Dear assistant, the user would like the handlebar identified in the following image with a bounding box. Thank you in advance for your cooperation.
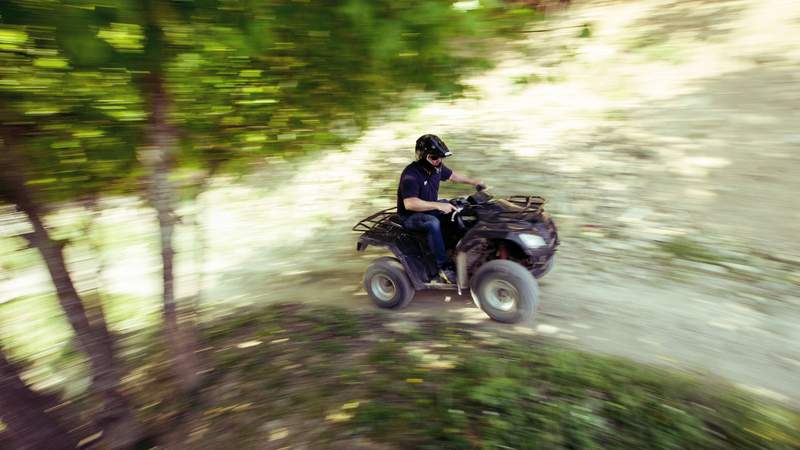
[450,207,464,222]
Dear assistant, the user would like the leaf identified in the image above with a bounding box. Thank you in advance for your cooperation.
[0,28,28,47]
[34,58,69,69]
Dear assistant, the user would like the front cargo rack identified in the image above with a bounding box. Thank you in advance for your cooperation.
[494,195,546,219]
[507,195,546,210]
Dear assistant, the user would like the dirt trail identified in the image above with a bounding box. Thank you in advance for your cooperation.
[291,0,800,405]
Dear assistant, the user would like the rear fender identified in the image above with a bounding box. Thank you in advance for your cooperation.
[358,238,430,290]
[356,235,384,252]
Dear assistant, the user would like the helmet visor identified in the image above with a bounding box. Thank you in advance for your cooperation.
[430,138,452,158]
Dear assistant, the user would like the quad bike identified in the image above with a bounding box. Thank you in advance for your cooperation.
[352,188,559,323]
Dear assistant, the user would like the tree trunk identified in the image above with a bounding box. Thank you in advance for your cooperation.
[0,347,77,450]
[190,150,227,311]
[80,195,112,335]
[0,140,140,450]
[140,72,202,393]
[188,191,207,313]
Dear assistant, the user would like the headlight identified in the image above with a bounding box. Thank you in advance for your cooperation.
[519,234,547,249]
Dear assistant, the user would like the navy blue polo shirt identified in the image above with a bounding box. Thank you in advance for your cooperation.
[396,161,452,216]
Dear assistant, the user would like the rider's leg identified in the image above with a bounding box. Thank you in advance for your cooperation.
[402,213,449,269]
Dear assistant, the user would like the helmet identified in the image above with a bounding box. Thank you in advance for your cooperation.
[415,134,452,162]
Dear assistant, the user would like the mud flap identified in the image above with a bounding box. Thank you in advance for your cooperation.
[456,251,467,296]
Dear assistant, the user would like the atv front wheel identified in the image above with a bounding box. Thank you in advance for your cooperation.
[533,255,556,279]
[471,260,539,323]
[364,257,415,309]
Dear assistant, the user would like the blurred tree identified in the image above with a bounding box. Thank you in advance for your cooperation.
[0,6,143,447]
[0,141,142,449]
[136,0,204,393]
[3,0,205,397]
[1,0,532,440]
[0,346,78,450]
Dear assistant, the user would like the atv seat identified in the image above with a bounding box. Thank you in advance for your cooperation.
[388,214,406,229]
[390,214,433,246]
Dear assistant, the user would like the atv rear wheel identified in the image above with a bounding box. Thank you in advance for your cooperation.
[471,260,539,323]
[364,257,415,309]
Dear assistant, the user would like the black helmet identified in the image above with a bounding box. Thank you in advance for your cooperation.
[415,134,452,162]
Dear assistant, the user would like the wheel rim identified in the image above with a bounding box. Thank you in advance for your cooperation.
[371,273,396,302]
[484,279,519,312]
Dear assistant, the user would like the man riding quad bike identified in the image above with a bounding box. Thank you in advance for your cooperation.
[352,135,559,323]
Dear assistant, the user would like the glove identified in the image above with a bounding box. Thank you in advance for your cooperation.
[475,183,487,192]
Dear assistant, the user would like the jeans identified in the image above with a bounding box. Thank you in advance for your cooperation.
[402,212,449,269]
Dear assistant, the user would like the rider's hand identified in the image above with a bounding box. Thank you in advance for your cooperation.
[475,182,487,191]
[437,202,457,214]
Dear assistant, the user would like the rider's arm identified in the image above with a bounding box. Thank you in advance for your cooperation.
[400,169,453,213]
[404,197,453,213]
[448,170,483,187]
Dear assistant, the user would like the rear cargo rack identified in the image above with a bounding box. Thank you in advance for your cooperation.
[352,207,404,231]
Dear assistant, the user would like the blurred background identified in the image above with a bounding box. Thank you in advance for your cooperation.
[1,0,799,449]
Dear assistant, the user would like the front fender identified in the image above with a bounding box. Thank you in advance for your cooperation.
[456,223,541,256]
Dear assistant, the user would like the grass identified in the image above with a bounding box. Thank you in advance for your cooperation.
[657,236,728,265]
[117,304,800,449]
[512,74,545,87]
[2,300,798,448]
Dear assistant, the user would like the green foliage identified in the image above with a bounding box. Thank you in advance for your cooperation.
[0,236,39,272]
[512,73,545,87]
[579,22,593,38]
[1,0,528,211]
